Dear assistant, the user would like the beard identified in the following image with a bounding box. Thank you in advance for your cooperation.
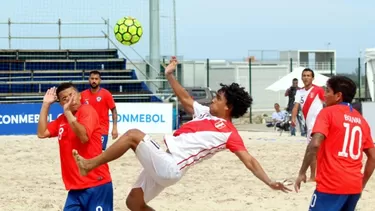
[90,83,98,89]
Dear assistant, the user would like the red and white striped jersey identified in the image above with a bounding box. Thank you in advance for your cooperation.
[164,101,247,173]
[294,85,325,137]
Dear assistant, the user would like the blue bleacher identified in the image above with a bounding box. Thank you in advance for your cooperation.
[0,49,162,103]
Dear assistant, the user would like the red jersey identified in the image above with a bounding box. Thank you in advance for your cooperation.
[80,88,116,135]
[312,104,374,194]
[47,104,112,190]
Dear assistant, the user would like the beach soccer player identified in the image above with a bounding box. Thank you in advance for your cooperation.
[37,83,113,211]
[291,68,324,181]
[72,57,292,211]
[294,76,375,211]
[81,70,118,150]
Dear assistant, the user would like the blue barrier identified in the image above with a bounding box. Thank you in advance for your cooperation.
[0,103,63,135]
[0,103,178,135]
[172,107,180,130]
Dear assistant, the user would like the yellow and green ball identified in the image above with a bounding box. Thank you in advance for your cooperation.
[114,16,143,46]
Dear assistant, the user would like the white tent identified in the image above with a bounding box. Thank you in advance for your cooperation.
[265,67,330,92]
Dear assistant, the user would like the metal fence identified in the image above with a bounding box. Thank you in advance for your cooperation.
[0,18,111,49]
[157,57,370,115]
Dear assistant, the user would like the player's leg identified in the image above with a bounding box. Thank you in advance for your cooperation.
[63,190,83,211]
[341,194,361,211]
[101,135,109,151]
[126,170,166,211]
[84,182,114,211]
[309,190,347,211]
[127,188,155,211]
[73,129,147,176]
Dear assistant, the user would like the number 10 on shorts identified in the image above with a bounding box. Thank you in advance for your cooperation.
[338,123,362,160]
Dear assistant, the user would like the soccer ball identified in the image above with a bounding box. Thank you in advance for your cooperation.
[114,16,143,46]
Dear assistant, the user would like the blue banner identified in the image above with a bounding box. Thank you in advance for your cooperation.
[0,103,63,135]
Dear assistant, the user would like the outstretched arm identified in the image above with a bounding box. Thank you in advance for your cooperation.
[165,57,194,115]
[235,150,272,185]
[235,150,291,192]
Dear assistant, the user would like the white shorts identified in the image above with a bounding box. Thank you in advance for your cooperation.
[132,135,182,203]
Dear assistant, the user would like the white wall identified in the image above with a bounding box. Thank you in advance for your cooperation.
[127,60,293,111]
[365,49,375,101]
[181,60,290,111]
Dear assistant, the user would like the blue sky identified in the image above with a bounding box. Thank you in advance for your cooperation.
[0,0,373,63]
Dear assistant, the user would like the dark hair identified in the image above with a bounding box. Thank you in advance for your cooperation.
[56,82,77,99]
[217,83,253,118]
[327,75,357,103]
[274,103,280,106]
[89,70,101,77]
[302,68,315,78]
[292,78,298,82]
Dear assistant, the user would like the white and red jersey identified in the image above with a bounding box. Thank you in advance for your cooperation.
[164,101,247,173]
[294,85,325,138]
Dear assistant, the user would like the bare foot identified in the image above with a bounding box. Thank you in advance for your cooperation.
[308,178,316,182]
[72,149,90,176]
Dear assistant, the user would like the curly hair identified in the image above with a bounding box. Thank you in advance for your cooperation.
[217,82,253,118]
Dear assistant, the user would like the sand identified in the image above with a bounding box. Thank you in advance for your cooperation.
[0,130,374,211]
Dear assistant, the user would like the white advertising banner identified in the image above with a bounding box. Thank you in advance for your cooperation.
[362,102,375,139]
[109,103,174,134]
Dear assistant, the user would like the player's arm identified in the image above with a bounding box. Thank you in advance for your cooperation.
[37,102,52,138]
[291,91,300,124]
[106,91,118,138]
[64,110,89,143]
[107,93,118,129]
[165,57,194,115]
[298,133,325,175]
[298,109,329,174]
[362,124,375,190]
[363,148,375,190]
[284,88,290,97]
[111,107,117,127]
[235,150,273,186]
[37,87,58,138]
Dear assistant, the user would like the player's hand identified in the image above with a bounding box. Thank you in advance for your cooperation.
[43,87,57,104]
[269,180,292,193]
[291,118,296,127]
[294,173,307,193]
[164,56,177,76]
[63,94,75,112]
[112,127,118,139]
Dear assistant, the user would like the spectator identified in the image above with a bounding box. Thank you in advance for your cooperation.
[266,103,287,128]
[285,78,306,136]
[285,78,299,113]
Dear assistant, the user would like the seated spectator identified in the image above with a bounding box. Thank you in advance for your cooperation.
[266,103,287,127]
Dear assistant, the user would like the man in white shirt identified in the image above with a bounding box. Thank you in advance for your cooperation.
[291,68,324,182]
[271,103,287,124]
